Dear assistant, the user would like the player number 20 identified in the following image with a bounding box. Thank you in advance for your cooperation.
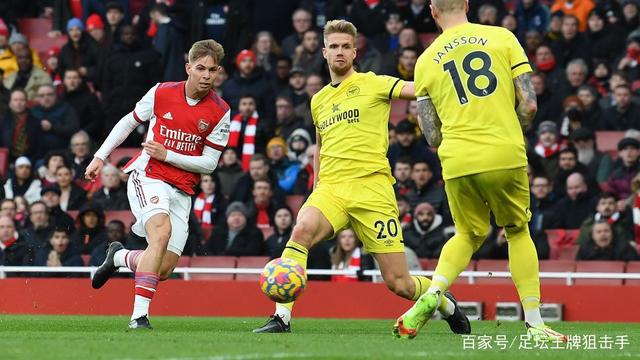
[443,51,497,105]
[375,219,399,239]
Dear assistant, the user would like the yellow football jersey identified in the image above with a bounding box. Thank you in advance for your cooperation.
[415,23,532,180]
[311,71,405,184]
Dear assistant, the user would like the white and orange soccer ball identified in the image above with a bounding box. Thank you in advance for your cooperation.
[259,258,306,303]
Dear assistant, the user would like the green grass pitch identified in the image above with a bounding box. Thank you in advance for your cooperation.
[0,316,638,359]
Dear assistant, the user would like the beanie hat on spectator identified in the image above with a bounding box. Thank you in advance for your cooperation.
[41,185,61,196]
[15,156,31,168]
[0,18,9,37]
[86,14,104,31]
[226,201,248,217]
[617,137,640,150]
[267,137,287,156]
[47,47,60,57]
[538,120,558,135]
[414,202,436,217]
[67,18,85,32]
[235,49,256,67]
[9,32,28,46]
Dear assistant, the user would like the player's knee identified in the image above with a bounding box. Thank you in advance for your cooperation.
[384,276,412,299]
[290,221,315,248]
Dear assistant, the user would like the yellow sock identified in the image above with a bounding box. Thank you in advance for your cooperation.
[505,225,541,310]
[431,233,478,292]
[275,240,309,314]
[411,276,452,315]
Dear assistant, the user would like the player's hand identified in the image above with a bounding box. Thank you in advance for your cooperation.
[85,157,104,182]
[142,140,167,161]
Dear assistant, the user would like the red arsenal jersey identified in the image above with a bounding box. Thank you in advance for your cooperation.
[124,82,230,194]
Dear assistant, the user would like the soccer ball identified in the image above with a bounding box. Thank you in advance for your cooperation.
[259,258,306,303]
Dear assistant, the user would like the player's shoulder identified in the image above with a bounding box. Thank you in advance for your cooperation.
[208,90,230,113]
[310,82,334,109]
[473,23,515,41]
[157,81,183,90]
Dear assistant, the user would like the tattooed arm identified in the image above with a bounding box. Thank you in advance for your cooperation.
[513,72,538,131]
[416,94,443,147]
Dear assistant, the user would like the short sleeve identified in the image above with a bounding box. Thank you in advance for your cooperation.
[414,56,430,98]
[132,83,159,123]
[205,110,230,152]
[371,73,405,100]
[508,32,532,79]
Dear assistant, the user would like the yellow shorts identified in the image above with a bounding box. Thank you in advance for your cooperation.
[444,167,532,237]
[301,173,404,254]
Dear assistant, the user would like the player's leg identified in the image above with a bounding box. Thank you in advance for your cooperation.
[253,184,348,333]
[394,175,488,338]
[482,168,567,342]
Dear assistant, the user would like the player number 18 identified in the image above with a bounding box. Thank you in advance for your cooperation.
[443,51,497,105]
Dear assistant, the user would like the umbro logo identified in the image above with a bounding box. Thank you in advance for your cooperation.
[163,112,173,120]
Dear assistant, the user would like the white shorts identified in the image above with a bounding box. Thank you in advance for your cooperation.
[127,170,192,255]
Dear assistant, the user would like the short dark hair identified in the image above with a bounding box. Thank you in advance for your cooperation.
[396,157,413,167]
[598,191,617,202]
[108,219,125,228]
[559,147,577,158]
[29,201,48,211]
[250,153,268,165]
[239,94,256,102]
[412,160,431,170]
[49,227,70,239]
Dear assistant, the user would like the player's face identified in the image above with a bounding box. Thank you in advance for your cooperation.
[274,209,293,231]
[323,33,356,76]
[186,55,219,93]
[597,198,617,217]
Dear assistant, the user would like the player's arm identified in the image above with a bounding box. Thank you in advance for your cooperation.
[416,92,443,147]
[513,72,538,131]
[398,82,416,100]
[85,85,158,180]
[160,110,231,174]
[313,132,321,189]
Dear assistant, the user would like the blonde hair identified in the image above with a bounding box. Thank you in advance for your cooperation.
[323,19,357,43]
[188,39,224,64]
[431,0,466,13]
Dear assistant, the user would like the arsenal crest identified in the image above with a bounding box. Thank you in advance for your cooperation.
[198,119,210,133]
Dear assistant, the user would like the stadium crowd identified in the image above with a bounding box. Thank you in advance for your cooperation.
[1,0,640,280]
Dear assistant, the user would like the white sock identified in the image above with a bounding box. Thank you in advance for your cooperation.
[131,295,151,320]
[524,308,544,326]
[440,297,456,318]
[114,249,128,268]
[275,303,291,324]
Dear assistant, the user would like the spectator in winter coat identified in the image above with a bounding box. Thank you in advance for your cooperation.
[516,0,550,36]
[387,119,439,177]
[30,84,79,159]
[281,9,315,58]
[34,228,83,272]
[150,4,187,82]
[216,148,245,200]
[223,49,276,119]
[0,215,36,268]
[71,202,108,255]
[61,69,103,141]
[59,18,100,83]
[2,157,41,204]
[577,192,634,245]
[265,206,294,259]
[404,202,449,259]
[0,89,40,160]
[406,160,449,221]
[608,137,640,201]
[201,201,264,256]
[3,47,51,100]
[92,164,129,211]
[576,221,638,261]
[551,172,598,228]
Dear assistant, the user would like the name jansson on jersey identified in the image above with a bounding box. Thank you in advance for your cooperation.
[318,109,360,130]
[432,36,488,64]
[160,125,202,152]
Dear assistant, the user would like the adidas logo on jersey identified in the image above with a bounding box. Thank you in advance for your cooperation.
[163,112,173,120]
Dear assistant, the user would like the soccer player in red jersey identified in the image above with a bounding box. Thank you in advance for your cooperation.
[85,40,230,329]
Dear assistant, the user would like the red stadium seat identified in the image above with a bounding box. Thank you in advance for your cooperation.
[574,261,625,286]
[390,99,409,125]
[595,131,624,155]
[539,260,576,285]
[624,262,640,286]
[29,35,68,54]
[236,256,270,281]
[0,148,8,179]
[109,148,140,165]
[564,230,580,245]
[189,256,236,280]
[557,246,579,260]
[545,229,566,248]
[18,18,53,40]
[285,195,305,218]
[104,211,136,228]
[176,256,191,268]
[419,33,439,47]
[475,259,510,284]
